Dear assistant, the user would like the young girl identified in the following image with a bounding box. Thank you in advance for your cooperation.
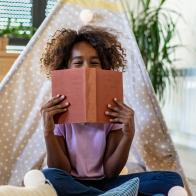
[40,25,183,196]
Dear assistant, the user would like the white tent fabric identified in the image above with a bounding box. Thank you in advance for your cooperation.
[0,0,191,194]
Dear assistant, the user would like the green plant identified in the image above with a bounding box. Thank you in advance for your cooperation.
[121,0,180,100]
[0,18,36,39]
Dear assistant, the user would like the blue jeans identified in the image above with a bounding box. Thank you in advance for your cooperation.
[42,168,183,196]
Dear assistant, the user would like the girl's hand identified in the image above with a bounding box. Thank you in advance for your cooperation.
[105,98,135,137]
[40,94,70,136]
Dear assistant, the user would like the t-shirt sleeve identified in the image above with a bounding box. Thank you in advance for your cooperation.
[110,123,124,130]
[53,124,66,137]
[106,123,123,135]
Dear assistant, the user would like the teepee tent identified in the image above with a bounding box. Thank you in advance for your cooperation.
[0,0,191,194]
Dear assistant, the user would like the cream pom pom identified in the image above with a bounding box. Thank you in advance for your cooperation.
[23,170,46,187]
[79,9,94,24]
[168,186,188,196]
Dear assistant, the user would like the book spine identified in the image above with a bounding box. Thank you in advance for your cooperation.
[86,68,97,122]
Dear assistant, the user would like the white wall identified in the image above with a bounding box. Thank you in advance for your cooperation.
[163,0,196,68]
[162,1,196,148]
[129,0,196,68]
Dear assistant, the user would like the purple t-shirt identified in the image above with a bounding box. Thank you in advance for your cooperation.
[54,123,123,180]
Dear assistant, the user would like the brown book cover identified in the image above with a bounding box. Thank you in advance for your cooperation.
[51,67,123,123]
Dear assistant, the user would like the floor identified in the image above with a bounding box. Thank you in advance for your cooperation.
[175,144,196,195]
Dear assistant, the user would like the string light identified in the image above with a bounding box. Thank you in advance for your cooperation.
[168,186,188,196]
[79,9,94,24]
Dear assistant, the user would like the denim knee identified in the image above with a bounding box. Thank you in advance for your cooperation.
[162,171,184,187]
[42,168,69,180]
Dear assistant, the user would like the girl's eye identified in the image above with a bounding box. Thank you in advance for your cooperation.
[73,62,83,67]
[91,62,99,65]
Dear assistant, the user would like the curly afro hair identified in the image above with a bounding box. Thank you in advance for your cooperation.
[40,25,127,78]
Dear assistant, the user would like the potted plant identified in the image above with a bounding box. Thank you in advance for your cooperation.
[0,18,36,50]
[0,28,9,51]
[122,0,181,101]
[0,36,8,51]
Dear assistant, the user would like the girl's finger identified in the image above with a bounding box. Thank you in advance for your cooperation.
[113,98,130,111]
[108,107,130,117]
[44,95,66,108]
[107,104,121,113]
[119,100,134,112]
[113,98,134,113]
[109,117,127,124]
[105,111,129,120]
[105,111,118,117]
[46,102,70,112]
[49,108,68,117]
[107,111,131,121]
[107,105,133,117]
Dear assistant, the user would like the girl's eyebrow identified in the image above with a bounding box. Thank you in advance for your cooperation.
[91,56,100,60]
[71,56,100,60]
[71,56,82,60]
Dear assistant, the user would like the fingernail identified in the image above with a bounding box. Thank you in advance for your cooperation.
[61,95,65,99]
[105,111,109,114]
[65,102,69,105]
[56,94,60,97]
[114,98,117,101]
[108,104,111,107]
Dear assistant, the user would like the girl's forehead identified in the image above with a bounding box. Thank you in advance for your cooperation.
[71,41,99,57]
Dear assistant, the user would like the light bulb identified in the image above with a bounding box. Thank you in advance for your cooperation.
[79,9,94,24]
[168,186,188,196]
[24,169,46,187]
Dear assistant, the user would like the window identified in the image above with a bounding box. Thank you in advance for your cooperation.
[45,0,57,17]
[0,0,32,29]
[0,0,57,46]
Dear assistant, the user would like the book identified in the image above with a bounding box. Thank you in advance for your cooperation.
[51,67,123,123]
